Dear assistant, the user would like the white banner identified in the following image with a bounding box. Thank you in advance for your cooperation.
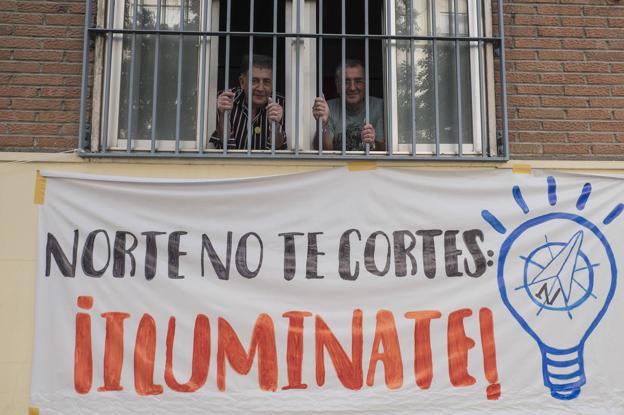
[32,168,624,414]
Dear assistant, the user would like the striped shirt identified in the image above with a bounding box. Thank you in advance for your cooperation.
[210,87,288,150]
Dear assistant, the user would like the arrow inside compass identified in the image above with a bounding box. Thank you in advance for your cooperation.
[530,230,584,306]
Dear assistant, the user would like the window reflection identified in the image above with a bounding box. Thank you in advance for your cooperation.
[117,0,200,143]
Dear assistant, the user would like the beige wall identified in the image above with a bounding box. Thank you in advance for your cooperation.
[2,152,624,414]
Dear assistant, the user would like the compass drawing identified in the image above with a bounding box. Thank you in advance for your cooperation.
[520,230,597,317]
[482,176,621,400]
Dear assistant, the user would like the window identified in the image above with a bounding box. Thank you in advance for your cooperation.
[101,0,207,151]
[389,0,497,155]
[81,0,507,159]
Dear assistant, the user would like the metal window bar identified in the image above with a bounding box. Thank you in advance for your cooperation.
[223,0,231,155]
[453,0,464,157]
[384,0,393,155]
[79,0,509,161]
[497,0,509,159]
[198,0,210,153]
[271,0,277,154]
[150,0,162,153]
[364,0,370,155]
[175,0,184,154]
[409,0,416,157]
[295,0,301,155]
[247,0,254,154]
[78,0,93,149]
[476,0,487,158]
[340,0,346,155]
[126,0,139,152]
[90,27,508,40]
[99,0,116,152]
[431,0,440,157]
[317,0,323,155]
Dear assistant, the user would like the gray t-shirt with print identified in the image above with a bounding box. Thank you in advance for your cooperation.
[327,97,384,151]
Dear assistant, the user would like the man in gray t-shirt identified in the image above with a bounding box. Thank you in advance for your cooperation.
[313,60,386,151]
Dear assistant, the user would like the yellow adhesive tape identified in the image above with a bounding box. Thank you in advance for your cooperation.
[28,407,40,415]
[512,164,532,175]
[34,170,47,205]
[347,161,377,172]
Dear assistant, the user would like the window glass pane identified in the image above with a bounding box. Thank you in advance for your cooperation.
[394,0,474,149]
[395,0,433,147]
[396,40,437,146]
[435,0,467,36]
[395,0,429,36]
[435,0,473,145]
[117,0,200,142]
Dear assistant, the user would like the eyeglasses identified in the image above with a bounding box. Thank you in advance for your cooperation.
[337,78,365,88]
[250,78,272,88]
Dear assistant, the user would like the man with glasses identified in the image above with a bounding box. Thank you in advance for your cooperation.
[312,59,385,151]
[211,54,287,150]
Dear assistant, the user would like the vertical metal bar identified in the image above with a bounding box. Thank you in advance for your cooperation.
[385,0,393,155]
[271,0,277,154]
[341,0,346,155]
[223,0,231,154]
[78,0,93,150]
[101,0,116,151]
[247,0,254,154]
[198,0,210,154]
[498,0,509,159]
[126,0,139,152]
[364,0,370,155]
[317,0,323,155]
[364,0,368,156]
[175,0,184,153]
[150,0,161,153]
[431,0,440,157]
[409,0,416,156]
[453,0,463,157]
[476,0,487,158]
[295,0,301,155]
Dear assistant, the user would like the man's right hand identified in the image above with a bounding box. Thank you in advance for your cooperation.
[217,90,235,114]
[312,96,329,127]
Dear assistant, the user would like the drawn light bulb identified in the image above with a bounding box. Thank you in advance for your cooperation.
[482,176,621,400]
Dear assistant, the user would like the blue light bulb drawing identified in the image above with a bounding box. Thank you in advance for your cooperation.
[482,176,621,400]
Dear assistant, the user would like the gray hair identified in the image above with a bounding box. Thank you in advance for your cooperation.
[240,54,273,76]
[334,59,365,82]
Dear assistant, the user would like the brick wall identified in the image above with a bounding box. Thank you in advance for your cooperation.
[1,0,623,159]
[0,0,87,151]
[504,0,624,159]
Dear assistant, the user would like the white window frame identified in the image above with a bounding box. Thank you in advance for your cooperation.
[104,0,218,151]
[386,0,494,156]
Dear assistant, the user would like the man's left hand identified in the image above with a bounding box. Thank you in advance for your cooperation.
[361,123,376,146]
[266,98,283,124]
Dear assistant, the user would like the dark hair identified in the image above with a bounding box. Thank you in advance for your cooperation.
[334,59,365,82]
[240,54,273,76]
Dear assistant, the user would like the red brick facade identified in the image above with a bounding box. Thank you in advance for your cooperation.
[0,0,623,158]
[503,0,624,158]
[0,0,86,151]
